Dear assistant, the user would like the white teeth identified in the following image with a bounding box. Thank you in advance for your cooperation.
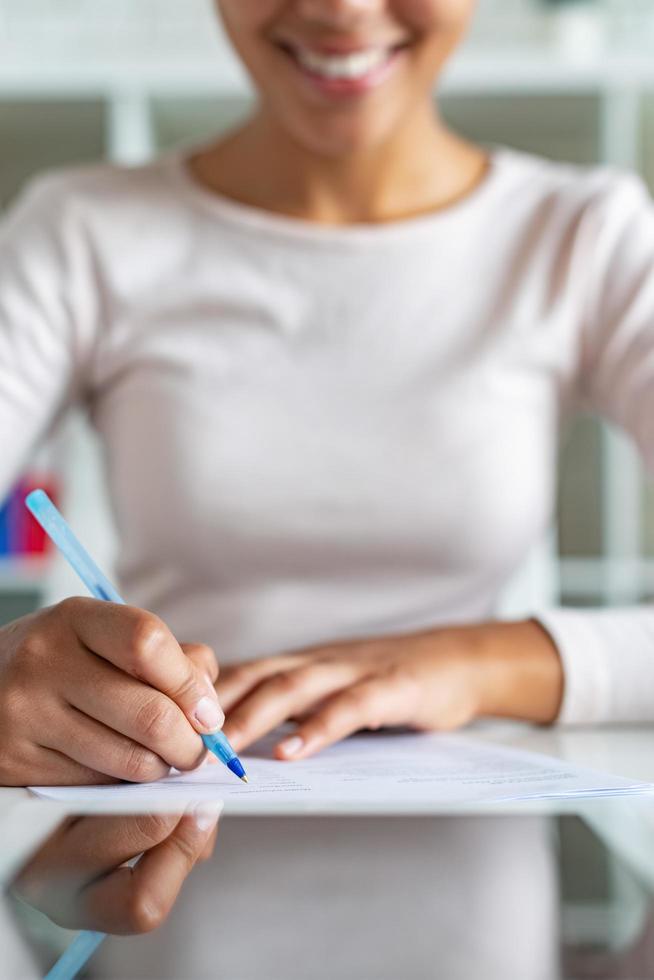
[295,47,389,80]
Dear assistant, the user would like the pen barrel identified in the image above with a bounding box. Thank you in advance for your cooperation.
[201,731,236,765]
[25,490,124,604]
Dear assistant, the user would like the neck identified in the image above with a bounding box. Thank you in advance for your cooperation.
[190,102,488,226]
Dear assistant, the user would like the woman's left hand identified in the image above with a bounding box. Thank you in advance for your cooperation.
[217,621,563,761]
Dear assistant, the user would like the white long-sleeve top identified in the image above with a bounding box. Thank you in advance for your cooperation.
[1,146,654,726]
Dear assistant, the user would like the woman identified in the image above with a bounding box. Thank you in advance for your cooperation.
[1,0,653,786]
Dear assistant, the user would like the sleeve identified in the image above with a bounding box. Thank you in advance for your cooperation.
[0,173,98,501]
[536,172,654,725]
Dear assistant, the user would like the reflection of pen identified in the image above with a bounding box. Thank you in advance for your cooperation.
[25,489,248,783]
[44,930,105,980]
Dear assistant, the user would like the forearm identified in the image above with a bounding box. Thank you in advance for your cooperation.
[436,619,565,725]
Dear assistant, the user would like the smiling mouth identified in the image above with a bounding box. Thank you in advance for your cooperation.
[276,40,410,85]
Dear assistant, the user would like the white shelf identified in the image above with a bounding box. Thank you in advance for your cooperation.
[560,559,654,601]
[2,555,654,600]
[0,49,653,100]
[0,557,50,591]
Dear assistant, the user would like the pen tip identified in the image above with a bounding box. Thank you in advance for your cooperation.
[240,775,249,783]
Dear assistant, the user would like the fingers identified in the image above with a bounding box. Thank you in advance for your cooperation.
[199,822,219,862]
[182,643,219,688]
[82,806,222,935]
[61,598,224,737]
[8,743,119,787]
[223,660,359,752]
[55,813,180,876]
[63,651,206,772]
[217,654,306,712]
[275,675,413,760]
[14,814,180,908]
[41,704,171,783]
[15,810,221,934]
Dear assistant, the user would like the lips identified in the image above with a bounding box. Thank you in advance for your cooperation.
[275,38,409,96]
[293,46,393,81]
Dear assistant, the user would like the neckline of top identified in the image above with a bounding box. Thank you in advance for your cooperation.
[159,144,510,248]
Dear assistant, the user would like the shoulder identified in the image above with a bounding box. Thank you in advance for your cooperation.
[1,161,174,237]
[491,146,652,230]
[0,157,195,286]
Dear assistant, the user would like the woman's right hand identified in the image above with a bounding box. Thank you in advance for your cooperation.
[0,597,224,786]
[13,808,221,934]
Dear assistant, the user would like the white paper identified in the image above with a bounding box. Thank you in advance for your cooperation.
[29,731,654,812]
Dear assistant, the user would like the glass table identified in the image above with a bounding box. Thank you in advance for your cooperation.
[2,722,654,980]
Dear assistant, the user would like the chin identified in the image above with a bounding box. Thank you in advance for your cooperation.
[284,109,402,159]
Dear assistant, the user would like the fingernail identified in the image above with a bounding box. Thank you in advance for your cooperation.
[193,802,223,832]
[193,696,225,733]
[279,735,304,758]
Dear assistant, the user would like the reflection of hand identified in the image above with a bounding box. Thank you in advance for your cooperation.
[12,808,220,934]
[0,597,223,786]
[218,622,563,760]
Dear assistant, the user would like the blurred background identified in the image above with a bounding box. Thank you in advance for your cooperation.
[1,0,654,624]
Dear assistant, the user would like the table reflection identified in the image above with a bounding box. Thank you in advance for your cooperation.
[9,805,221,978]
[8,813,654,979]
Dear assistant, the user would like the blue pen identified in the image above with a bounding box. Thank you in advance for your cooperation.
[25,490,247,782]
[26,489,246,980]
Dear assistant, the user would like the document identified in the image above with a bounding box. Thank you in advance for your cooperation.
[29,731,654,813]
